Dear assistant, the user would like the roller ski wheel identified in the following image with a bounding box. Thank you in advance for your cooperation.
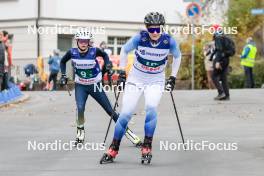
[74,138,84,147]
[100,148,118,164]
[141,147,152,164]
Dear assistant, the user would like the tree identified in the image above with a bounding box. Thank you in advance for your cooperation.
[227,0,264,47]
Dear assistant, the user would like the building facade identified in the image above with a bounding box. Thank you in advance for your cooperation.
[0,0,228,80]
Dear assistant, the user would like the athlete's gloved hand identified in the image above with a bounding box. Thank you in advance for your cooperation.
[105,62,113,76]
[165,76,176,91]
[117,70,126,91]
[60,74,68,86]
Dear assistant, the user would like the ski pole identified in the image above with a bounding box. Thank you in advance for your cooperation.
[65,84,72,96]
[113,87,118,107]
[170,91,186,149]
[103,90,121,145]
[108,70,118,107]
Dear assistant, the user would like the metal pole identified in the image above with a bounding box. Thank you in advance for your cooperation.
[191,23,195,90]
[170,91,185,146]
[65,84,72,96]
[103,90,121,145]
[37,0,41,57]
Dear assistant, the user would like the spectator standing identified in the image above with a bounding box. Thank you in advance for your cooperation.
[203,41,215,89]
[48,49,61,90]
[240,37,257,88]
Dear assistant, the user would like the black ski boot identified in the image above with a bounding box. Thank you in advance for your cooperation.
[100,140,120,164]
[141,136,153,164]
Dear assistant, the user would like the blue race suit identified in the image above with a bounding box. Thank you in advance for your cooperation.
[60,47,119,127]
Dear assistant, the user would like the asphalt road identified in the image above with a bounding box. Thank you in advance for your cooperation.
[0,89,263,176]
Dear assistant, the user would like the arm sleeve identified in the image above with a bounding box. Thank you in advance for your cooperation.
[240,47,250,59]
[119,34,140,69]
[214,37,225,62]
[210,47,216,61]
[96,47,110,65]
[169,37,182,77]
[60,50,72,75]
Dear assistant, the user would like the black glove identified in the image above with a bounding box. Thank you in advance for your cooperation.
[105,62,113,76]
[60,74,68,86]
[165,76,176,91]
[117,70,126,91]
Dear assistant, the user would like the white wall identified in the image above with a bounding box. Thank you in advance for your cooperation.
[41,0,187,24]
[2,26,37,59]
[0,0,229,25]
[0,0,229,81]
[0,0,37,20]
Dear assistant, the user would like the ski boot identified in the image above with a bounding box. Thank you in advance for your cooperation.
[100,140,120,164]
[74,127,85,146]
[141,137,153,164]
[214,93,226,101]
[125,128,142,147]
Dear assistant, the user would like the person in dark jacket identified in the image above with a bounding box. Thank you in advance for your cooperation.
[210,30,231,101]
[2,31,12,89]
[0,31,6,91]
[24,63,38,90]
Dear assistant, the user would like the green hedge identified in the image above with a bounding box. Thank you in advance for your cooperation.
[229,60,264,88]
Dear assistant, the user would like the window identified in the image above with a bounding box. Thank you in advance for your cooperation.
[107,36,130,55]
[57,34,74,79]
[57,34,73,52]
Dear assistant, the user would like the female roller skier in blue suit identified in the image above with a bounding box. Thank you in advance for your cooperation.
[60,31,141,146]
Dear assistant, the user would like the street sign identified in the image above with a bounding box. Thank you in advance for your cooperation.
[251,9,264,15]
[186,2,201,18]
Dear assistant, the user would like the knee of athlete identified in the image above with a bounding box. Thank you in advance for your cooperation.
[111,111,119,122]
[116,113,131,130]
[120,107,134,118]
[145,106,157,123]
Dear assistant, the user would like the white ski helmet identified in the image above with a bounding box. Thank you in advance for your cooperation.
[74,31,93,40]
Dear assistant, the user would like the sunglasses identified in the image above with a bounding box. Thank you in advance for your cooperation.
[78,39,89,44]
[147,27,161,34]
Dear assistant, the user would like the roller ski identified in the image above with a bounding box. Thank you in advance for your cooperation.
[125,128,142,147]
[100,141,119,164]
[74,127,85,146]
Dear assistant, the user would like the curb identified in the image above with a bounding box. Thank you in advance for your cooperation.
[0,94,30,108]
